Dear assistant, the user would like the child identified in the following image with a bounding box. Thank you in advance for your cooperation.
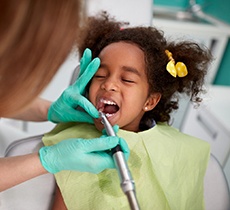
[43,12,212,210]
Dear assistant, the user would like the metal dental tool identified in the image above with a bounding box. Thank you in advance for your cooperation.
[99,112,140,210]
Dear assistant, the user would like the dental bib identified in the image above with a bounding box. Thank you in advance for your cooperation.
[43,123,210,210]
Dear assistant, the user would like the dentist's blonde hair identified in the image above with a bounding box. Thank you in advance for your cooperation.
[0,0,82,117]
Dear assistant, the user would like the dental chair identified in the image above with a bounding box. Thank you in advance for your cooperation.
[0,135,55,210]
[0,134,229,210]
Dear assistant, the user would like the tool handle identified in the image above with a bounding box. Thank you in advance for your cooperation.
[126,191,140,210]
[113,151,140,210]
[111,144,122,154]
[99,112,141,210]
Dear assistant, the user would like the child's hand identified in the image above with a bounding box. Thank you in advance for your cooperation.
[47,48,100,124]
[39,136,130,174]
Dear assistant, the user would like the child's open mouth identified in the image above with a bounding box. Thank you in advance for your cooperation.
[97,98,120,117]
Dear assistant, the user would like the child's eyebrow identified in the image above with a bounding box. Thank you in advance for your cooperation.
[122,66,141,77]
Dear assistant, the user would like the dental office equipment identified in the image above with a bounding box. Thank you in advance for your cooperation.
[99,112,140,210]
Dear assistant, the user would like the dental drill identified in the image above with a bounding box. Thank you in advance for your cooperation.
[99,112,140,210]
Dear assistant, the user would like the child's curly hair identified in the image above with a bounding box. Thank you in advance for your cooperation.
[77,12,212,129]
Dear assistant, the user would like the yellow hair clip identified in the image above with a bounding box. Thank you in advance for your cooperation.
[165,50,188,78]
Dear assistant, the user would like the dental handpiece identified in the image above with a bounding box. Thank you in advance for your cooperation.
[99,112,140,210]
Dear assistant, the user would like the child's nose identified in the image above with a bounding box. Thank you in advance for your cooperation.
[101,77,118,91]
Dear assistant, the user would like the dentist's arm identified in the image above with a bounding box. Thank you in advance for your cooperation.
[10,97,51,121]
[0,136,129,192]
[0,153,47,192]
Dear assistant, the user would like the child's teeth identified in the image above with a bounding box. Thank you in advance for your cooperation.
[100,98,116,105]
[105,113,113,117]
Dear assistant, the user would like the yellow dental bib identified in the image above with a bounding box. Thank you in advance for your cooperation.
[43,123,210,210]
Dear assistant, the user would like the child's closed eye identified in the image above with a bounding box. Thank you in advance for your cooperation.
[94,74,106,79]
[122,78,135,83]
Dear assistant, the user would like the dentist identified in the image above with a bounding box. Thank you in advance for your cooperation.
[0,1,129,191]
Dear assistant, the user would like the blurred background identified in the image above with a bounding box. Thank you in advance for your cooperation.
[154,0,230,86]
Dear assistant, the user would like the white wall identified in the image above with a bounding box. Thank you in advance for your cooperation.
[85,0,153,26]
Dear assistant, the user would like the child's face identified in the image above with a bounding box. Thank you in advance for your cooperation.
[89,42,160,132]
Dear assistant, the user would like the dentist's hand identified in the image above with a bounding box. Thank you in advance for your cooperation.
[39,136,130,174]
[47,48,100,124]
[101,125,129,160]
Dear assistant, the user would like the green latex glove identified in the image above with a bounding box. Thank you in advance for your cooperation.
[101,125,129,159]
[102,124,119,136]
[47,48,100,123]
[39,136,130,174]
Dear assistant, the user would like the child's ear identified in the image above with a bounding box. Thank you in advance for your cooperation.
[143,93,161,112]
